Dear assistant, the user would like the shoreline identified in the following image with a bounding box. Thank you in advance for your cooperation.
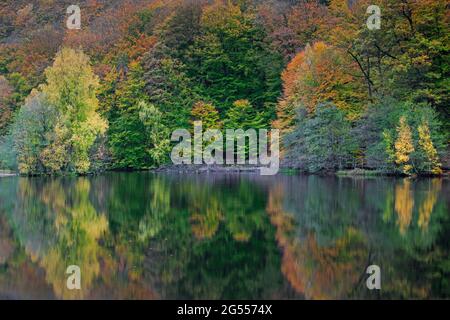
[1,166,448,178]
[152,165,448,178]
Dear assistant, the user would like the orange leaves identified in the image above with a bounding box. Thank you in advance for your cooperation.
[287,1,329,45]
[123,35,158,62]
[275,41,366,133]
[5,25,62,82]
[280,230,367,300]
[62,1,163,60]
[14,4,34,27]
[0,76,12,100]
[266,184,367,299]
[328,0,374,34]
[191,101,222,130]
[281,51,305,101]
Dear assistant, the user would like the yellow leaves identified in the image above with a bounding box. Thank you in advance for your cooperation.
[388,117,442,176]
[418,121,442,175]
[327,0,373,45]
[39,144,67,173]
[232,99,250,109]
[36,178,108,299]
[190,198,222,240]
[394,179,414,235]
[190,208,222,240]
[393,178,442,235]
[70,113,108,173]
[418,179,442,231]
[41,47,100,116]
[233,232,251,242]
[17,147,37,175]
[201,0,253,37]
[40,122,70,173]
[394,116,415,175]
[12,47,108,175]
[30,47,109,174]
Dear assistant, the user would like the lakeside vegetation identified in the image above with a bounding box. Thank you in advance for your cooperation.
[0,0,448,176]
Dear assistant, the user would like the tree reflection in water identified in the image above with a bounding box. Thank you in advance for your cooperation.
[266,176,448,299]
[0,173,448,299]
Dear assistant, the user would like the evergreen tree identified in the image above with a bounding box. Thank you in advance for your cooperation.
[225,100,265,130]
[159,0,204,61]
[285,104,357,172]
[186,0,283,119]
[191,101,223,130]
[139,101,171,166]
[143,45,199,130]
[381,130,396,170]
[108,61,150,169]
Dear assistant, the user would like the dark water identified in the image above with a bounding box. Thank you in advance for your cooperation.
[0,173,448,300]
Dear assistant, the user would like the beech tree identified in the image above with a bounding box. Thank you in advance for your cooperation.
[3,48,107,174]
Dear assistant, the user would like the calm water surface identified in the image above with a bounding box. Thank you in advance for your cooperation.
[0,173,448,299]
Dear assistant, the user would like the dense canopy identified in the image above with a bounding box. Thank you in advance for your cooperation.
[0,0,448,175]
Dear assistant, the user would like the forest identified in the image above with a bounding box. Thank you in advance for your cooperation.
[0,0,448,175]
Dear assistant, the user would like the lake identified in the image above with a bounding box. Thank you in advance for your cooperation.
[0,173,448,299]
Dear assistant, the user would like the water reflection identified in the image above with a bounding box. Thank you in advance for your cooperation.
[0,173,448,299]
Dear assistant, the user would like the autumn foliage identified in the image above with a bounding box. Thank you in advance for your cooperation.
[0,0,447,175]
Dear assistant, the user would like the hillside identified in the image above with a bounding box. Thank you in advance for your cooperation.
[0,0,448,175]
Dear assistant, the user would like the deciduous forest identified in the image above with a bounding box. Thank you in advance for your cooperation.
[0,0,448,175]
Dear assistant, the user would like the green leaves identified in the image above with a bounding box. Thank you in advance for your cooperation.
[3,48,108,175]
[285,104,357,172]
[139,101,171,166]
[107,61,150,169]
[225,100,265,130]
[185,1,282,118]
